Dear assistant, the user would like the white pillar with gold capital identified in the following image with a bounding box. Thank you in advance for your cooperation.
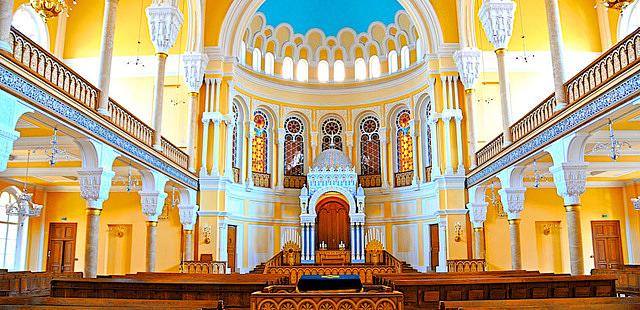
[0,0,13,52]
[453,48,482,168]
[182,52,208,172]
[147,0,183,150]
[139,170,169,272]
[544,0,568,110]
[96,0,120,116]
[497,166,527,271]
[178,188,198,261]
[479,0,516,146]
[224,115,237,180]
[467,202,488,259]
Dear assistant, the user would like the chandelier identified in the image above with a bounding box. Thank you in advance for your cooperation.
[530,160,552,188]
[113,164,140,192]
[591,119,632,160]
[5,152,42,218]
[33,128,71,167]
[30,0,77,20]
[487,181,506,218]
[601,0,636,10]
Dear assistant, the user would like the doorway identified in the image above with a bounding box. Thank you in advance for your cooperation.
[591,220,624,269]
[46,223,76,273]
[429,224,439,272]
[106,224,132,275]
[315,196,350,250]
[227,225,237,273]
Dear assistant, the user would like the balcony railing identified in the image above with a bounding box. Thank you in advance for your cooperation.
[394,170,413,188]
[283,175,306,189]
[7,28,190,170]
[252,172,271,188]
[232,167,240,183]
[447,259,487,272]
[424,166,432,183]
[474,27,640,169]
[358,174,382,188]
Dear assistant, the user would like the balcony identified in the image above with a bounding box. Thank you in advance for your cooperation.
[468,27,640,188]
[0,28,196,189]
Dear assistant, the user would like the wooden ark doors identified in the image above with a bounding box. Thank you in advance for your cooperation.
[47,223,77,273]
[316,197,350,250]
[227,225,237,273]
[591,220,624,269]
[429,224,439,272]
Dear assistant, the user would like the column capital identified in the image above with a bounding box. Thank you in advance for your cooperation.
[178,204,199,230]
[467,202,488,228]
[146,1,183,54]
[550,162,587,205]
[479,0,516,50]
[454,47,482,90]
[498,187,526,220]
[139,191,168,222]
[78,169,116,209]
[182,52,208,93]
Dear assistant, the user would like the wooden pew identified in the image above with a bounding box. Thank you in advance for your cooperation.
[0,271,82,297]
[373,270,549,286]
[109,272,289,285]
[0,296,221,309]
[592,266,640,296]
[390,275,617,309]
[439,297,640,309]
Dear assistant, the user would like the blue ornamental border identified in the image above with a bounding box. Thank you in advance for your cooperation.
[0,64,199,189]
[467,72,640,188]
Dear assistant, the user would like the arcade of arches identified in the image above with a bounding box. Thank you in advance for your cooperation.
[0,0,639,308]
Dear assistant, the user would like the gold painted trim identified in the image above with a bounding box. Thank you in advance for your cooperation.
[157,52,168,58]
[147,221,158,227]
[473,227,483,232]
[464,89,475,95]
[495,48,506,55]
[86,208,102,216]
[508,219,520,225]
[565,204,582,212]
[184,230,193,234]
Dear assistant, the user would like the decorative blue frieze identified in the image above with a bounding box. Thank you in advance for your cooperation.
[467,72,640,187]
[0,64,199,189]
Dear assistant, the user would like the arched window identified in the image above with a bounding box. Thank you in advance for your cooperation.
[369,55,381,78]
[252,48,262,72]
[333,60,345,82]
[618,1,640,39]
[12,5,49,49]
[296,59,308,82]
[395,109,414,172]
[388,50,398,73]
[317,60,329,83]
[282,57,294,80]
[400,46,410,70]
[416,39,423,62]
[354,58,367,81]
[284,116,305,176]
[252,111,269,173]
[239,41,247,65]
[264,52,275,75]
[0,187,29,270]
[321,118,343,151]
[360,116,381,177]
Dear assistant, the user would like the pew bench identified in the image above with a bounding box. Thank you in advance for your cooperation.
[439,297,640,309]
[373,270,548,286]
[0,296,221,309]
[592,267,640,296]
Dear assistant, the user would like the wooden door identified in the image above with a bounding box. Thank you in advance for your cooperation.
[316,197,350,250]
[591,220,624,269]
[227,225,237,273]
[47,223,77,273]
[429,224,439,272]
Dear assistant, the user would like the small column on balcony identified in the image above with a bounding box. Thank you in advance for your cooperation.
[276,128,286,190]
[468,202,488,259]
[0,0,14,52]
[440,76,454,175]
[200,117,210,177]
[450,75,465,175]
[300,185,314,263]
[147,0,184,150]
[379,127,390,189]
[428,114,441,178]
[182,52,208,173]
[96,0,120,116]
[497,166,526,270]
[178,188,198,261]
[544,0,568,111]
[210,115,223,177]
[139,169,169,272]
[479,0,516,146]
[454,48,482,169]
[224,115,236,181]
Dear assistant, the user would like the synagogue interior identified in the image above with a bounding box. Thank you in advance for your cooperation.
[0,0,638,308]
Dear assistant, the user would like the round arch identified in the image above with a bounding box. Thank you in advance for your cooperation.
[308,186,357,216]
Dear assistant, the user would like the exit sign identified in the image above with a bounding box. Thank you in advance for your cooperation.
[601,214,608,218]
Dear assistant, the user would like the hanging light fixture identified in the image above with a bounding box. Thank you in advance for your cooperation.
[632,181,640,210]
[591,119,632,160]
[531,159,552,188]
[601,0,636,11]
[514,0,535,64]
[160,186,180,220]
[113,163,140,192]
[5,151,43,218]
[30,0,77,20]
[126,0,146,69]
[486,181,506,218]
[32,128,71,167]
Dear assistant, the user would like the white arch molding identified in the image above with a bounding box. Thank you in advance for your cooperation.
[218,0,446,61]
[307,186,358,216]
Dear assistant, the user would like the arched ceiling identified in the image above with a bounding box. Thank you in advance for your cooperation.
[257,0,404,36]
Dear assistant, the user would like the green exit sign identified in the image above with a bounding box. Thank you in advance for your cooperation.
[601,214,608,218]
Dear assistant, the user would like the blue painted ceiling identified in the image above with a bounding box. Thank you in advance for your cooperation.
[257,0,404,36]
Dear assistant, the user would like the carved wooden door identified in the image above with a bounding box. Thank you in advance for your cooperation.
[227,225,237,273]
[591,220,624,269]
[429,224,439,272]
[316,197,350,250]
[47,223,77,273]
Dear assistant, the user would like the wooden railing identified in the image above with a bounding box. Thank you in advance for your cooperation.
[424,166,432,183]
[252,285,404,309]
[252,172,271,188]
[394,170,413,188]
[382,250,404,273]
[359,174,381,188]
[592,265,640,296]
[232,167,240,183]
[474,27,640,167]
[0,271,83,297]
[181,261,226,274]
[7,27,190,170]
[283,175,306,189]
[447,259,487,272]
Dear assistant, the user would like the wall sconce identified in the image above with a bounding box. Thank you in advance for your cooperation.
[202,224,212,244]
[109,225,126,238]
[454,222,463,242]
[543,223,560,235]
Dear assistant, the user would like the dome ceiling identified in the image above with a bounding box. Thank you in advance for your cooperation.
[257,0,404,36]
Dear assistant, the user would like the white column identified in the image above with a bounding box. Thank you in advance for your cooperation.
[178,188,198,262]
[595,3,612,50]
[544,0,568,110]
[246,123,255,187]
[224,119,236,180]
[200,118,210,177]
[211,118,222,177]
[498,187,525,270]
[441,76,454,175]
[276,128,286,190]
[139,170,169,272]
[436,217,448,272]
[147,0,183,149]
[468,202,488,259]
[183,52,208,172]
[96,0,120,116]
[451,76,465,174]
[350,223,356,261]
[379,128,389,189]
[454,47,482,169]
[214,78,222,112]
[0,94,34,173]
[428,118,441,177]
[0,0,14,52]
[479,0,516,146]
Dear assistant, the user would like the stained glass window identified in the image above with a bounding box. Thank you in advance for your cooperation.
[360,116,381,175]
[321,118,343,151]
[284,116,305,176]
[232,103,240,169]
[252,111,269,173]
[425,102,432,166]
[396,109,414,172]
